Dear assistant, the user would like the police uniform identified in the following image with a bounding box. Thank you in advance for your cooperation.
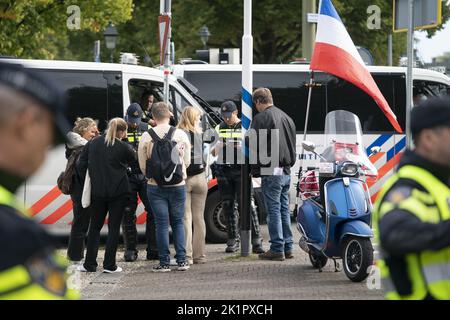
[214,101,263,253]
[0,63,78,299]
[374,98,450,300]
[123,103,158,261]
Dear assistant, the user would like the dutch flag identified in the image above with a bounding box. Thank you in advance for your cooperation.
[310,0,403,133]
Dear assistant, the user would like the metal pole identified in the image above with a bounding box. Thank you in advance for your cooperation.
[406,0,414,149]
[240,0,253,257]
[388,34,393,66]
[302,0,316,60]
[161,0,171,105]
[299,72,315,171]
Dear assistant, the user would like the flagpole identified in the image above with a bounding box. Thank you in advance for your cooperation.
[240,0,253,257]
[299,71,315,170]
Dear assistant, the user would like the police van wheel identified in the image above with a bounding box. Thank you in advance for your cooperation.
[204,190,228,243]
[342,237,373,282]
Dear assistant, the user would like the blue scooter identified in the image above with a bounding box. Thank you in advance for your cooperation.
[296,110,380,282]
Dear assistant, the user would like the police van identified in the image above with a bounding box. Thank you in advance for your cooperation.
[172,63,450,212]
[0,58,241,242]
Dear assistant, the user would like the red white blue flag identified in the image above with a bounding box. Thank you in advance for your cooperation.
[310,0,403,133]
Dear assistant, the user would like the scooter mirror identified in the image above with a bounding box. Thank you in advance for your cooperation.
[302,141,316,152]
[369,146,381,156]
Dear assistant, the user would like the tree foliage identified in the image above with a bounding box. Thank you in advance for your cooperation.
[1,0,449,65]
[0,0,133,59]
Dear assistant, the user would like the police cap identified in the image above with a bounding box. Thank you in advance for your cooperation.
[0,62,70,145]
[220,101,237,119]
[411,96,450,136]
[125,103,143,125]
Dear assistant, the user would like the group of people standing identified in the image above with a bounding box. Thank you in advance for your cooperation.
[64,87,297,273]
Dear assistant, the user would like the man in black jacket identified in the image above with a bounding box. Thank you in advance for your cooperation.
[250,88,297,261]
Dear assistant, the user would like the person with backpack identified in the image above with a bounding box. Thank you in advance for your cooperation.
[63,117,98,263]
[78,118,135,273]
[178,107,208,265]
[138,102,191,272]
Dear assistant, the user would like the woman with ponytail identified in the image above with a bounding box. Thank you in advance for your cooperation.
[78,118,135,273]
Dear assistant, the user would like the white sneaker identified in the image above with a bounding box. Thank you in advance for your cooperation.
[103,266,123,274]
[76,265,88,272]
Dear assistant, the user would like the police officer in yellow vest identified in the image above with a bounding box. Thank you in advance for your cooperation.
[212,101,264,254]
[374,97,450,300]
[0,62,78,299]
[122,103,158,261]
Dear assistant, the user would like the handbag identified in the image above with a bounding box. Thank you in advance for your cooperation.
[81,170,91,208]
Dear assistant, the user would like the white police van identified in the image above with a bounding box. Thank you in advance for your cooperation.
[0,58,239,242]
[172,63,450,211]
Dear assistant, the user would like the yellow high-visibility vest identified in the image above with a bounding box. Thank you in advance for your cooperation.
[0,185,79,300]
[374,165,450,300]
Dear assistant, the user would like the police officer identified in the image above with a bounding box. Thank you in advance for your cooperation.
[212,101,264,254]
[0,62,78,299]
[122,103,159,261]
[374,97,450,300]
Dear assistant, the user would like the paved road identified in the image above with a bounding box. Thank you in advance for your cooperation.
[70,224,384,300]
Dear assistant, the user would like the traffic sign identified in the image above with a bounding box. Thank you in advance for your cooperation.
[393,0,442,32]
[158,15,170,65]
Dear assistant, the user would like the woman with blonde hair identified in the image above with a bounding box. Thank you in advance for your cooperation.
[178,106,208,264]
[78,118,135,273]
[65,117,98,263]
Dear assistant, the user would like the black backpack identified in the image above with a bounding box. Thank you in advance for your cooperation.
[57,147,83,195]
[146,127,183,186]
[186,131,205,177]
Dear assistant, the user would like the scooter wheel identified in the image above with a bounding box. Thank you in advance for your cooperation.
[309,251,328,269]
[342,237,373,282]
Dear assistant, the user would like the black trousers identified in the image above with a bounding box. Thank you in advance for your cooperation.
[217,168,262,246]
[67,195,91,261]
[121,177,158,254]
[84,195,128,271]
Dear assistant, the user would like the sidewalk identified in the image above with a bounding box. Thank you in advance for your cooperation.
[70,224,384,300]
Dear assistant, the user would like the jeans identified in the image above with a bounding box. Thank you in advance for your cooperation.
[84,195,128,271]
[67,196,91,262]
[261,175,293,253]
[147,184,186,266]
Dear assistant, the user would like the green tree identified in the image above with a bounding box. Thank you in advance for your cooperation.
[0,0,133,59]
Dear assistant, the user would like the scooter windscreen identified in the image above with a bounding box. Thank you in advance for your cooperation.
[322,110,378,178]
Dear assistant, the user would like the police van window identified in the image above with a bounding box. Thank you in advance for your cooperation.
[169,86,190,122]
[414,80,449,98]
[184,70,328,132]
[183,71,241,109]
[104,72,123,130]
[254,72,328,133]
[128,79,163,110]
[34,69,112,132]
[327,74,406,133]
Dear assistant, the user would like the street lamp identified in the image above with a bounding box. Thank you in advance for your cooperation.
[104,21,118,63]
[199,25,211,50]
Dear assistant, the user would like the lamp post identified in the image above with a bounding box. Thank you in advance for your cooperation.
[199,25,211,50]
[104,21,118,63]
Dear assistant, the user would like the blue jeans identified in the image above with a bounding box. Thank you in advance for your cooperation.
[147,184,186,266]
[261,175,293,253]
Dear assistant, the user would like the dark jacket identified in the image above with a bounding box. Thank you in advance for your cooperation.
[65,132,87,201]
[378,150,450,256]
[249,105,297,177]
[78,135,136,199]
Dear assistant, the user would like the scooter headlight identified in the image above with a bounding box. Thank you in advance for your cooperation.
[341,162,358,176]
